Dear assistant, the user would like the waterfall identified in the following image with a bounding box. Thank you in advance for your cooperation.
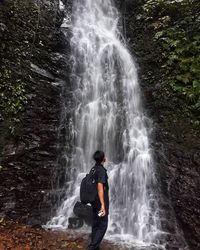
[46,0,163,247]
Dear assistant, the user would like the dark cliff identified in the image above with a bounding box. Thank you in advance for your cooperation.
[120,1,200,249]
[0,0,72,224]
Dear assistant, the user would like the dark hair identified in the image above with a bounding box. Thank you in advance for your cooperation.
[93,150,105,164]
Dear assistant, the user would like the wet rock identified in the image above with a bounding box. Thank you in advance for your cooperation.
[31,64,55,81]
[27,218,43,228]
[0,22,6,32]
[121,0,200,249]
[0,0,72,225]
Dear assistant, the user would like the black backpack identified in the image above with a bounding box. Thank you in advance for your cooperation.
[73,201,93,225]
[80,166,98,204]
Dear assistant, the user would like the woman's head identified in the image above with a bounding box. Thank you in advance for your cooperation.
[93,150,105,164]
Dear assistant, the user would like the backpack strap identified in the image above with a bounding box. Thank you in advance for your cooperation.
[89,165,98,184]
[89,165,97,175]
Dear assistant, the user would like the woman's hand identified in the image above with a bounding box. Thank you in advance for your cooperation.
[99,205,106,217]
[98,183,106,216]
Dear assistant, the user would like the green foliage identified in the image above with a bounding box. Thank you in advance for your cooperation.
[0,0,39,135]
[142,0,200,124]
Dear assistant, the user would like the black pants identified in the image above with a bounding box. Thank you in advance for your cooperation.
[87,209,108,250]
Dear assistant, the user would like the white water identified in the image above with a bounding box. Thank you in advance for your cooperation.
[46,0,163,247]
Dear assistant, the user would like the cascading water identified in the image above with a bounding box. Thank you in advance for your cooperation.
[46,0,164,247]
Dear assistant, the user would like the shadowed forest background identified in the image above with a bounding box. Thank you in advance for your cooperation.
[0,0,200,249]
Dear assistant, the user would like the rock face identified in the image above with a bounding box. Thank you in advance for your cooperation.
[0,0,72,225]
[118,1,200,250]
[0,1,199,249]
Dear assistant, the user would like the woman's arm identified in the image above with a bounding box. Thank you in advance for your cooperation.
[98,182,106,216]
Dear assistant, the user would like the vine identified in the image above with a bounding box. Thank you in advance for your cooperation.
[0,0,39,135]
[141,0,200,125]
